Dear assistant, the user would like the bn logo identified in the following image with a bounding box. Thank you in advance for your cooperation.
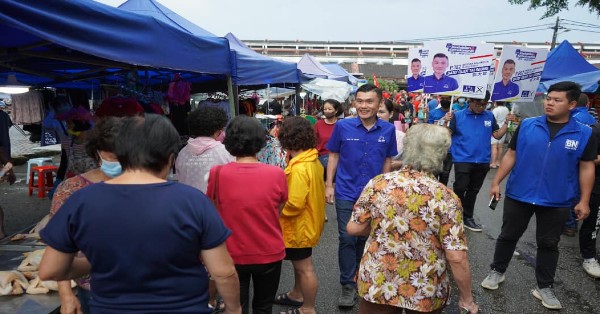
[565,139,579,150]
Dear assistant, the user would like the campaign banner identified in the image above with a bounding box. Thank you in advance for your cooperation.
[406,47,429,92]
[423,42,495,98]
[491,46,548,102]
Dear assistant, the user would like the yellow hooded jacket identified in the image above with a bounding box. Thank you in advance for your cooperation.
[280,148,326,248]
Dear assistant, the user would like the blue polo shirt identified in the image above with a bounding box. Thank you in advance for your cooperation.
[424,74,459,93]
[326,117,398,202]
[449,109,499,163]
[407,75,424,92]
[491,80,520,101]
[428,107,450,124]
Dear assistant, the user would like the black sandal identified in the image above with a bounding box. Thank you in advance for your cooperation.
[209,296,225,314]
[273,292,303,307]
[280,307,303,314]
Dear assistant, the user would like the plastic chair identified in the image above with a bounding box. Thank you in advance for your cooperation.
[26,157,54,184]
[28,165,58,198]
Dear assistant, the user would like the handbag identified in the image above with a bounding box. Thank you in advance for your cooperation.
[208,165,222,210]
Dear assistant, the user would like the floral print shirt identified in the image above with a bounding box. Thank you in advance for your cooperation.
[351,167,467,312]
[257,135,287,169]
[50,174,95,290]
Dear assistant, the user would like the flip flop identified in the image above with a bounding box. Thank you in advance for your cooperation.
[280,308,302,314]
[273,292,303,307]
[208,296,225,314]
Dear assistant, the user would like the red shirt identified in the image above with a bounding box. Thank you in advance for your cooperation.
[314,119,336,156]
[206,162,287,265]
[95,97,144,118]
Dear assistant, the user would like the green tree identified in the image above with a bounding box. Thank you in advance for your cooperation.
[509,0,600,18]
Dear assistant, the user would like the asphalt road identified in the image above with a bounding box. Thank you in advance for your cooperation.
[2,162,599,313]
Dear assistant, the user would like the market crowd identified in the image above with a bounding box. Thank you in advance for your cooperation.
[20,80,599,314]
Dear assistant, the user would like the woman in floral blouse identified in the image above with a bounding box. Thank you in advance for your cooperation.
[347,123,478,314]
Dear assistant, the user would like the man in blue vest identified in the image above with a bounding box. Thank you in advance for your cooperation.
[481,81,596,310]
[563,93,596,236]
[444,91,509,231]
[424,53,459,94]
[325,83,398,308]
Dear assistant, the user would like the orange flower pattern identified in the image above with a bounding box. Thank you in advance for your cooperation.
[351,167,467,312]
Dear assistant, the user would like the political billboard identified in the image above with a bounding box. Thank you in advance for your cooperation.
[406,47,429,92]
[491,46,548,102]
[423,42,495,99]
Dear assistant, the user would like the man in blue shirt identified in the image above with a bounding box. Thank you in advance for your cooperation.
[407,58,424,92]
[562,93,597,236]
[424,53,459,94]
[445,91,509,231]
[482,81,596,310]
[428,98,453,185]
[492,59,520,101]
[326,84,397,308]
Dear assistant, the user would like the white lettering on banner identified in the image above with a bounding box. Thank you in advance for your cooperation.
[378,136,386,143]
[484,121,492,127]
[345,138,360,141]
[565,139,579,150]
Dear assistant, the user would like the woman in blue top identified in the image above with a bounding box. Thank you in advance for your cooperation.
[39,114,241,314]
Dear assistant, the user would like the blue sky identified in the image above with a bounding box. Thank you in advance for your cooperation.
[96,0,600,43]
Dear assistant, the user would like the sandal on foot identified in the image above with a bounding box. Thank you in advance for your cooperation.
[280,308,302,314]
[274,292,303,307]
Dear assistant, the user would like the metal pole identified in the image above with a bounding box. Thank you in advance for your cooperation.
[550,16,560,50]
[226,76,237,118]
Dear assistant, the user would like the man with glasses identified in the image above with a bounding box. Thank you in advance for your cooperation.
[444,91,509,231]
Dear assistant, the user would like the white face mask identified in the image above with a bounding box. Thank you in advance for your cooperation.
[458,98,466,103]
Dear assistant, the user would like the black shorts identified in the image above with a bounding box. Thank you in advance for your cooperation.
[284,248,312,261]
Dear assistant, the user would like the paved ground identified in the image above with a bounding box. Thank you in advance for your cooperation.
[1,130,599,313]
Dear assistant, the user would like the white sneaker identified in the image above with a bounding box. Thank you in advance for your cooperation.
[532,286,562,310]
[583,259,600,278]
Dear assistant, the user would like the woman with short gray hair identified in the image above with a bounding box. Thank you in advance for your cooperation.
[347,124,478,314]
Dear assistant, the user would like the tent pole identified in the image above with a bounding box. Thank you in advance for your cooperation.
[295,84,301,116]
[227,76,238,118]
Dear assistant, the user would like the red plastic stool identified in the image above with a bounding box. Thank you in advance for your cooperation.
[28,165,58,198]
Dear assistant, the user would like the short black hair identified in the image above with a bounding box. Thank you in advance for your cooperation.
[187,106,228,137]
[278,116,316,151]
[382,98,394,114]
[469,91,491,104]
[577,93,589,107]
[223,115,266,157]
[433,53,449,60]
[85,117,123,162]
[440,99,451,109]
[411,58,421,64]
[356,83,382,103]
[323,99,343,115]
[115,114,180,173]
[503,59,516,66]
[548,81,581,103]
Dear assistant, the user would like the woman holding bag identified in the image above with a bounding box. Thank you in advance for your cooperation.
[207,115,288,314]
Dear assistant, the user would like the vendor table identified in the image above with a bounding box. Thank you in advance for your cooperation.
[0,226,60,314]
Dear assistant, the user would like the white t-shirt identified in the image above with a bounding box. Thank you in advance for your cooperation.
[492,106,510,127]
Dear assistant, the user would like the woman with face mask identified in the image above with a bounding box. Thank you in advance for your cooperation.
[451,97,469,111]
[48,116,123,314]
[314,99,342,178]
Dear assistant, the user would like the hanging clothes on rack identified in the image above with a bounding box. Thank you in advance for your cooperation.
[95,96,144,118]
[11,90,44,124]
[167,73,191,135]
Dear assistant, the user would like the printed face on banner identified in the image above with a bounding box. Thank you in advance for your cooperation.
[423,42,495,98]
[491,46,548,102]
[406,47,429,92]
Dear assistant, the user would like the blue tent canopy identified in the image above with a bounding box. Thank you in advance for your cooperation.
[297,54,345,82]
[323,63,358,85]
[541,40,598,82]
[119,0,299,86]
[225,33,299,85]
[0,0,231,88]
[539,70,600,93]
